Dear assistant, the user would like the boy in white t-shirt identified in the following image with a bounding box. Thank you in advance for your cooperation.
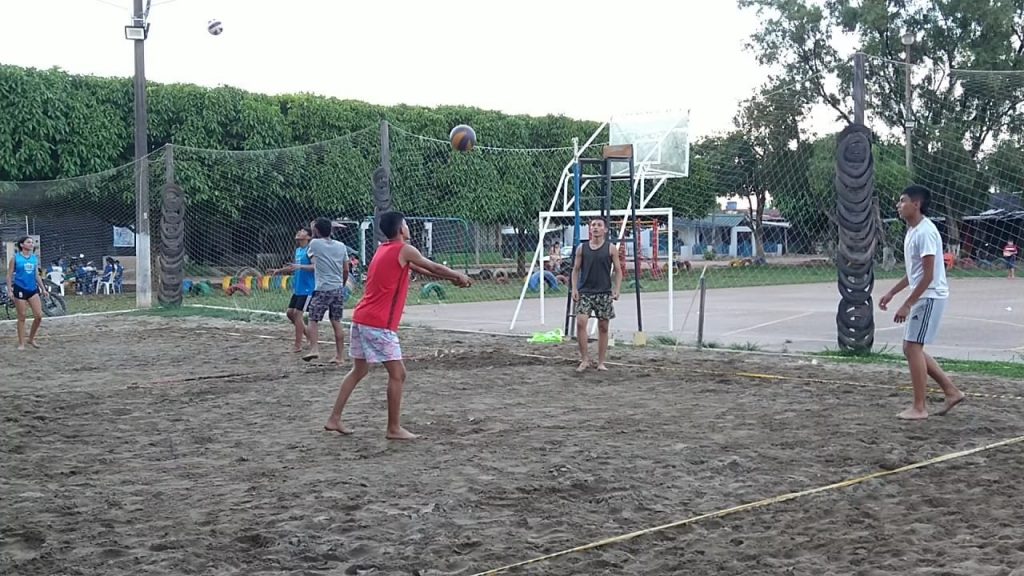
[879,185,965,420]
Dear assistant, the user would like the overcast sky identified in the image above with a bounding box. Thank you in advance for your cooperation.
[0,0,790,140]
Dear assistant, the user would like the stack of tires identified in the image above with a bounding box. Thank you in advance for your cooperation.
[158,183,186,307]
[834,124,877,353]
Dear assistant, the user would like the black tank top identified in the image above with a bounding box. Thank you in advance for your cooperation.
[578,240,612,294]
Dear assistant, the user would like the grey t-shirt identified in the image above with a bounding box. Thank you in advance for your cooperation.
[307,238,348,291]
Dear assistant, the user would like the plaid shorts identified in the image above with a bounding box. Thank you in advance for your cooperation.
[576,292,616,320]
[308,288,344,322]
[350,323,403,364]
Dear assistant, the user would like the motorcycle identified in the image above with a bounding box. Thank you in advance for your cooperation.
[0,282,68,319]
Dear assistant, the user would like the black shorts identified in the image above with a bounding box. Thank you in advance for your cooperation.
[12,285,39,301]
[288,294,312,312]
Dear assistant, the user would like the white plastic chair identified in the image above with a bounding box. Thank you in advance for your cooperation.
[97,272,115,295]
[46,270,66,296]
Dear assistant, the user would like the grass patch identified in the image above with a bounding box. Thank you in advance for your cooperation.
[814,349,1024,379]
[728,342,763,352]
[134,305,278,323]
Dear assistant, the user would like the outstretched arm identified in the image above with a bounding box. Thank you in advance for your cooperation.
[399,244,471,287]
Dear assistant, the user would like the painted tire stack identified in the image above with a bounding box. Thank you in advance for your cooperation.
[371,166,392,246]
[159,183,186,307]
[834,124,877,353]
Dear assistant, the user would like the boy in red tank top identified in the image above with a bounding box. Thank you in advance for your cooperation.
[324,211,471,440]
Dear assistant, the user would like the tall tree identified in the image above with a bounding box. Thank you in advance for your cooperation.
[705,81,812,259]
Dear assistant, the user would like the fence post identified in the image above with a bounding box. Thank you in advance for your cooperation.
[697,272,707,349]
[853,53,866,125]
[371,120,393,253]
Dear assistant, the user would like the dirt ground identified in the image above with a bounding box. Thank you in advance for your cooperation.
[2,313,1022,576]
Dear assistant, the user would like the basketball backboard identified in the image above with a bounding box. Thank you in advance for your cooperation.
[609,111,690,179]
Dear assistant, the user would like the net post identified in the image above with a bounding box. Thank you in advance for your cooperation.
[667,208,674,332]
[565,153,583,339]
[539,213,545,325]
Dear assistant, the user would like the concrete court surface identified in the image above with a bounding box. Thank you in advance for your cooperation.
[401,277,1024,362]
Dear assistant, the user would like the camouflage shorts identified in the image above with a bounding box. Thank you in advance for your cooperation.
[576,293,615,320]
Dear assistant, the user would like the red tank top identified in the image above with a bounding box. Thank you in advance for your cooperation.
[352,241,410,332]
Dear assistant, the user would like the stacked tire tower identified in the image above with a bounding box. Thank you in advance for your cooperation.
[834,124,877,353]
[371,166,392,246]
[158,183,186,307]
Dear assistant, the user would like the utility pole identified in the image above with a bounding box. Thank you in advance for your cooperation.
[901,31,915,173]
[127,0,152,308]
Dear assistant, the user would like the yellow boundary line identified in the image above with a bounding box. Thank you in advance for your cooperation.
[507,352,1024,402]
[469,434,1024,575]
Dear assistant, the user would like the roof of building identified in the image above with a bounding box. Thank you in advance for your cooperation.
[675,212,791,229]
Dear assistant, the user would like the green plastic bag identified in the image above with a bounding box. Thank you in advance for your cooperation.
[528,329,563,344]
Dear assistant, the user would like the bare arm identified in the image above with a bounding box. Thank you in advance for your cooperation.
[900,256,934,309]
[400,244,470,286]
[885,276,910,297]
[6,257,13,290]
[571,245,582,297]
[610,241,622,297]
[36,263,47,295]
[408,261,437,278]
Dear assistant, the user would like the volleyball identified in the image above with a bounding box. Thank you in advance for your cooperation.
[449,124,477,152]
[208,19,223,36]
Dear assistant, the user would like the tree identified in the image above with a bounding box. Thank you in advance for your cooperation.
[985,138,1024,195]
[657,144,720,221]
[703,81,812,259]
[738,0,1024,247]
[0,64,600,269]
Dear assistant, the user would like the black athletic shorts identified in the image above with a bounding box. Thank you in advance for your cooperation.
[288,294,312,312]
[12,285,39,301]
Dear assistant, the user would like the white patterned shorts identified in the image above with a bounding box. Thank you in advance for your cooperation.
[349,322,403,364]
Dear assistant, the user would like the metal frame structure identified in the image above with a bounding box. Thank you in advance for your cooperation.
[509,114,689,335]
[528,208,674,333]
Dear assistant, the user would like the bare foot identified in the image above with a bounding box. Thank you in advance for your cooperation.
[596,363,608,371]
[897,407,929,420]
[936,392,965,416]
[386,427,418,440]
[323,422,353,435]
[328,356,345,366]
[291,347,303,354]
[17,344,25,351]
[302,351,319,362]
[27,340,40,349]
[576,360,590,373]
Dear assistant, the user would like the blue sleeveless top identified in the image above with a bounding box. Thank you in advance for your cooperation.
[13,252,39,291]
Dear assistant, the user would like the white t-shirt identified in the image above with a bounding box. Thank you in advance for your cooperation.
[903,217,948,300]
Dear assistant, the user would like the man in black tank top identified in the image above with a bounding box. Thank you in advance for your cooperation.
[571,218,622,372]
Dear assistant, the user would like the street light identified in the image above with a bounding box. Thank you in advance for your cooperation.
[901,31,915,172]
[124,19,148,41]
[126,1,152,308]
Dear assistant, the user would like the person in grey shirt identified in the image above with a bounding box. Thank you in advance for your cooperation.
[303,217,349,364]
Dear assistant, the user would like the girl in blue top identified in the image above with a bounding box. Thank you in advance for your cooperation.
[6,236,48,350]
[267,226,316,353]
